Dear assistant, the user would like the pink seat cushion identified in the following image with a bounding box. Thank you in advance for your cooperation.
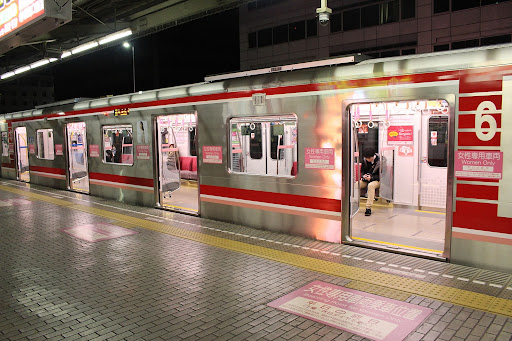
[180,157,193,171]
[291,161,297,176]
[191,157,197,171]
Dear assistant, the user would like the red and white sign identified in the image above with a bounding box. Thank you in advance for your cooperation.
[268,281,432,341]
[387,126,414,145]
[455,150,503,179]
[136,145,150,160]
[203,146,222,164]
[54,144,63,156]
[0,0,45,40]
[89,145,100,158]
[28,144,35,154]
[398,145,413,157]
[305,148,335,170]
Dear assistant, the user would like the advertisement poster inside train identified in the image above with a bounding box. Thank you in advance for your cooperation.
[268,281,432,341]
[305,148,335,170]
[387,126,414,145]
[455,150,503,179]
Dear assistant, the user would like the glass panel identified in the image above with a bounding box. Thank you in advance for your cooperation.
[258,28,272,47]
[230,115,297,177]
[273,24,288,44]
[343,9,360,31]
[330,13,342,33]
[433,0,449,13]
[1,131,8,157]
[380,0,399,24]
[428,116,448,167]
[67,122,89,192]
[452,0,480,11]
[361,4,379,28]
[15,127,30,182]
[401,0,415,19]
[306,19,317,37]
[102,125,134,165]
[36,129,54,160]
[289,21,305,41]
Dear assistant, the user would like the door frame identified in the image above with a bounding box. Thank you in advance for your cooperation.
[341,94,456,260]
[65,121,90,193]
[14,126,29,182]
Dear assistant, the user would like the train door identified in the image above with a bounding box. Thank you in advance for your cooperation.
[66,122,89,193]
[155,113,198,215]
[14,127,30,182]
[347,100,450,258]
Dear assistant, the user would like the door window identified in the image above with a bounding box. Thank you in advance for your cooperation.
[36,129,55,160]
[102,125,133,165]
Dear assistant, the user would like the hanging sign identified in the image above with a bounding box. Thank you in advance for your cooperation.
[455,150,503,179]
[387,126,414,145]
[203,146,222,164]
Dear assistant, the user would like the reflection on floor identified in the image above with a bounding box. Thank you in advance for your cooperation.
[352,198,445,253]
[19,171,30,182]
[71,176,89,193]
[162,179,198,213]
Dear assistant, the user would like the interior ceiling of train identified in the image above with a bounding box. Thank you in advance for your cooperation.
[0,0,247,76]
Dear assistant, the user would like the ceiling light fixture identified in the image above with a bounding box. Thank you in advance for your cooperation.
[99,28,133,45]
[71,41,99,55]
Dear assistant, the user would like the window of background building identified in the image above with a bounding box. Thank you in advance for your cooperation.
[258,28,273,47]
[380,50,400,57]
[481,34,511,46]
[306,19,317,37]
[482,0,512,4]
[330,13,342,33]
[289,21,305,41]
[402,48,416,55]
[451,39,479,50]
[434,44,450,51]
[433,0,449,13]
[343,8,361,31]
[380,0,399,24]
[452,0,480,11]
[362,5,379,27]
[248,32,257,48]
[273,24,288,44]
[401,0,415,19]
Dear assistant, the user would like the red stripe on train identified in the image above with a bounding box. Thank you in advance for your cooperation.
[89,172,154,188]
[457,132,501,147]
[201,185,341,213]
[459,95,502,111]
[29,166,66,175]
[458,114,501,129]
[453,201,512,235]
[459,71,503,94]
[456,183,499,201]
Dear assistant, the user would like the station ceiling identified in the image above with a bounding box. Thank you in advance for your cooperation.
[0,0,247,78]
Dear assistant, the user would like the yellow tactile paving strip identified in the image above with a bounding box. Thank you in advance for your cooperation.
[2,184,512,318]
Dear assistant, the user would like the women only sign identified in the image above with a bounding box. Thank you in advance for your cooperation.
[455,150,503,179]
[268,281,432,341]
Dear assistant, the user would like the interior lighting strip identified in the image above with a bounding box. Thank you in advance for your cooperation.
[61,28,133,59]
[1,58,59,80]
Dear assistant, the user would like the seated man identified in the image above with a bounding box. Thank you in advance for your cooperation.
[359,149,380,216]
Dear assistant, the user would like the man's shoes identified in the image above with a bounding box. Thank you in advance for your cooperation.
[365,208,371,216]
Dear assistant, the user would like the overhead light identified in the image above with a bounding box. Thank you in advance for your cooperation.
[1,71,15,79]
[61,51,72,58]
[123,42,130,48]
[14,66,31,74]
[49,58,58,62]
[57,112,66,116]
[71,41,99,55]
[99,28,133,45]
[30,59,51,69]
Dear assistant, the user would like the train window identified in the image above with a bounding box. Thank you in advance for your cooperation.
[102,125,134,165]
[189,127,197,157]
[249,123,263,159]
[1,131,8,157]
[36,129,55,160]
[428,116,448,167]
[229,115,298,177]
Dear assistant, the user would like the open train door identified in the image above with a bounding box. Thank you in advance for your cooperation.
[66,122,89,193]
[155,113,198,215]
[14,127,30,182]
[350,125,360,217]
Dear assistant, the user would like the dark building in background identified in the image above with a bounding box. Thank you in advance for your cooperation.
[0,73,55,114]
[239,0,512,69]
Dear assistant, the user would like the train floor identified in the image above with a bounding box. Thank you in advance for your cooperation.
[0,179,511,341]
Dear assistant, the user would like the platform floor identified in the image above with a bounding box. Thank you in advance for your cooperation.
[0,179,512,341]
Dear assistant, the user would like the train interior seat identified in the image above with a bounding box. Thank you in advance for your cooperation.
[179,156,197,180]
[291,161,297,176]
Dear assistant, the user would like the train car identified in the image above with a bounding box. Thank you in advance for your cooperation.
[1,44,511,273]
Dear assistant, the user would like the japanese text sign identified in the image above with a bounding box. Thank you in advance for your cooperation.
[136,145,150,160]
[54,144,63,156]
[268,281,432,341]
[203,146,222,164]
[89,145,100,158]
[305,148,335,170]
[455,150,503,179]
